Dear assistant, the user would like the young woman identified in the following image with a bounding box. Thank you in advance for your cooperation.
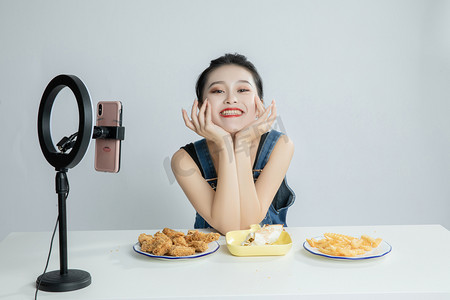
[171,53,295,235]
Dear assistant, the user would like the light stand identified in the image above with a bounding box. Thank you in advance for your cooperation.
[36,75,93,292]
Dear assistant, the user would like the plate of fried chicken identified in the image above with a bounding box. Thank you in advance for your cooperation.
[134,228,221,260]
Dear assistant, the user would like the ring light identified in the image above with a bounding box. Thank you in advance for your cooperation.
[38,74,93,170]
[36,74,92,292]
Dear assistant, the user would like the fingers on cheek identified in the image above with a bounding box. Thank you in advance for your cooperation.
[257,101,264,113]
[271,106,277,119]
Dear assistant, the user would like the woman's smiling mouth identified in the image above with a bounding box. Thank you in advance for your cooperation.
[220,108,244,118]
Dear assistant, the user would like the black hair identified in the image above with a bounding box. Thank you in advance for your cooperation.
[195,53,263,106]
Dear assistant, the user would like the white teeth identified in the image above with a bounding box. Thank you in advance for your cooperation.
[221,110,243,116]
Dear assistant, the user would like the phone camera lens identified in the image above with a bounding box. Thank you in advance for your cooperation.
[99,104,103,116]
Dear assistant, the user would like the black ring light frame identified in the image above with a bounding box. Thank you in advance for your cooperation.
[38,74,93,171]
[36,75,92,292]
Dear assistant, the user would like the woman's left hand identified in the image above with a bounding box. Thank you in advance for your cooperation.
[235,96,277,146]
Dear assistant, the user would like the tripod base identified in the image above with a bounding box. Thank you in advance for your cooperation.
[36,269,91,292]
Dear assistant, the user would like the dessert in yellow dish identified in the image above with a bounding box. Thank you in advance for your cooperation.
[226,224,292,256]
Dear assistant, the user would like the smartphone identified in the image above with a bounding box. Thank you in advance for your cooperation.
[94,101,122,173]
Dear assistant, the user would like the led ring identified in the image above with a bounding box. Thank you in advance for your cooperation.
[37,75,93,170]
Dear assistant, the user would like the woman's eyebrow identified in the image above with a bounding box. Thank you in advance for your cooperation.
[208,81,225,88]
[237,80,253,86]
[207,80,253,89]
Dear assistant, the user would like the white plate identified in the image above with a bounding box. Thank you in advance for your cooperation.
[133,241,220,260]
[303,237,392,260]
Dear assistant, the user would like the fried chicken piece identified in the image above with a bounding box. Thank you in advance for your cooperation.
[151,233,173,256]
[138,233,154,245]
[172,236,188,247]
[203,232,220,243]
[185,230,220,243]
[140,240,155,253]
[168,245,196,257]
[188,241,209,252]
[185,230,205,243]
[162,228,185,239]
[153,231,167,238]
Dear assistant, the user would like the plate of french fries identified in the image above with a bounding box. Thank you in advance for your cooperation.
[304,233,392,260]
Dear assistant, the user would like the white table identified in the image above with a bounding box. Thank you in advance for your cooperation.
[0,225,449,299]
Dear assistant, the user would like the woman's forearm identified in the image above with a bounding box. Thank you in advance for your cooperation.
[209,137,241,233]
[235,144,263,228]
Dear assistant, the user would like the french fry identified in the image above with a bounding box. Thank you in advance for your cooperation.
[306,238,316,248]
[373,238,382,248]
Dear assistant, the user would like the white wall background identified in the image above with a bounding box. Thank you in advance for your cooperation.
[1,0,449,241]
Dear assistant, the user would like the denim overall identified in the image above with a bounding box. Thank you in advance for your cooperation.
[187,130,295,229]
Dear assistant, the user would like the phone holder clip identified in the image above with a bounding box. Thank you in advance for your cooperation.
[92,126,125,140]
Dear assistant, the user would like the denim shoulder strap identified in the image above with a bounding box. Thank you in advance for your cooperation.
[253,130,283,178]
[194,139,217,189]
[193,139,217,187]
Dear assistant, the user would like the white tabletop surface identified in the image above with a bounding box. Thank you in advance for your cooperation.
[0,225,449,300]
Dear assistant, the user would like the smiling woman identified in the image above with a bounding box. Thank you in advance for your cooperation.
[171,53,295,235]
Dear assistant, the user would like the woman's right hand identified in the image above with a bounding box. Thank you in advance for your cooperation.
[182,99,231,147]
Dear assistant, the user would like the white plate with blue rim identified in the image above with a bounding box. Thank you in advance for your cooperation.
[303,236,392,260]
[133,241,220,260]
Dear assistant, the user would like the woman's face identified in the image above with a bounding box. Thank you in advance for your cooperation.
[203,64,259,134]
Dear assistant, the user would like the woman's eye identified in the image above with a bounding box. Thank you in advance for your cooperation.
[211,89,224,94]
[238,89,250,93]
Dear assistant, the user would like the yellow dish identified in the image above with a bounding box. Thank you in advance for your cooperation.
[226,228,292,256]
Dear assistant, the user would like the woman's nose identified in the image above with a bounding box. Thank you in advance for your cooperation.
[225,93,238,104]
